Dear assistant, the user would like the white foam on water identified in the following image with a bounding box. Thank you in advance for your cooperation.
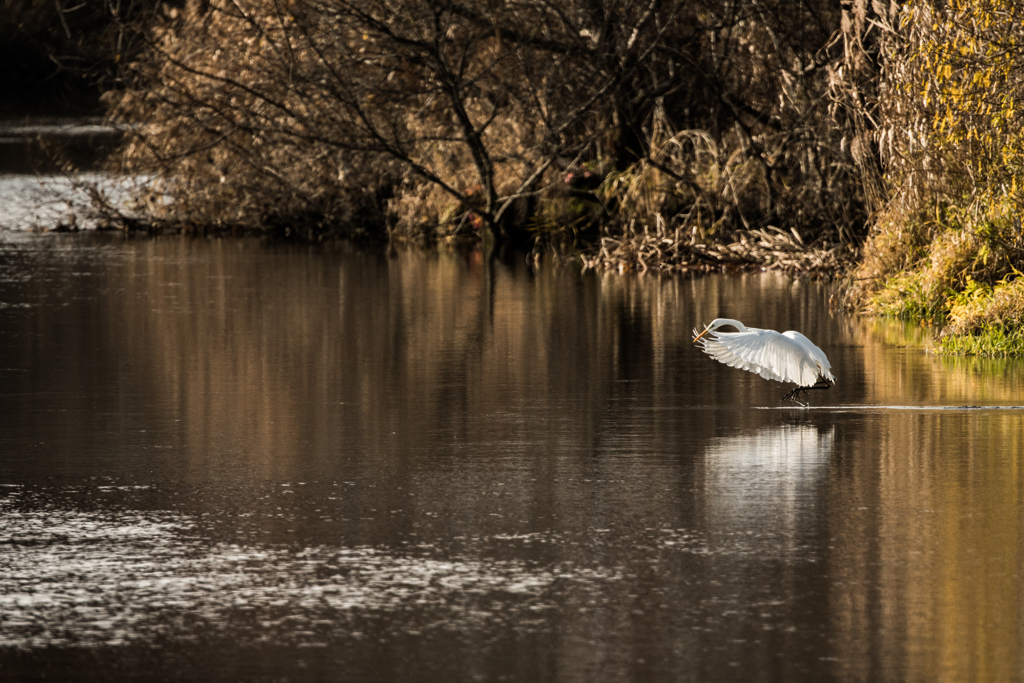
[0,173,141,232]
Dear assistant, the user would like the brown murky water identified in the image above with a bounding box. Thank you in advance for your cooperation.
[2,233,1024,682]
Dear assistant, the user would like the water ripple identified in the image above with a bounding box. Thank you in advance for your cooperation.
[0,495,618,650]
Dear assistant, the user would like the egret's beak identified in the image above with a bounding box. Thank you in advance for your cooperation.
[693,326,711,343]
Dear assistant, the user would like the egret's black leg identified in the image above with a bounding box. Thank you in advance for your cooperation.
[780,380,833,403]
[781,386,805,402]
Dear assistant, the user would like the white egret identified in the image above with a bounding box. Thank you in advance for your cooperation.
[693,318,835,402]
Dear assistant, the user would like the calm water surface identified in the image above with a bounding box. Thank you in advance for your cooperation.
[2,233,1024,682]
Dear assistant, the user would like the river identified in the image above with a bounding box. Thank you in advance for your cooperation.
[1,230,1023,682]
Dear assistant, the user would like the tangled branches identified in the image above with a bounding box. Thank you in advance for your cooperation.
[106,0,864,270]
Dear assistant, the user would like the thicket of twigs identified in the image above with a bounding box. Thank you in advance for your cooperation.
[98,0,864,271]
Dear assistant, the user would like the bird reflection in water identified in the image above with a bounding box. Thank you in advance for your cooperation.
[701,424,834,548]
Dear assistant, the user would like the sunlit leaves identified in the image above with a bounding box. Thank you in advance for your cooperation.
[895,0,1024,206]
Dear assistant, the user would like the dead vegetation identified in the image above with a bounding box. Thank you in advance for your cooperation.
[92,0,866,271]
[580,225,848,274]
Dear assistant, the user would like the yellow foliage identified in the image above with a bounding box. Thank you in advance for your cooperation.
[844,0,1024,355]
[892,0,1024,209]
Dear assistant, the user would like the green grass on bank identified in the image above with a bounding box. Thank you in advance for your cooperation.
[852,207,1024,357]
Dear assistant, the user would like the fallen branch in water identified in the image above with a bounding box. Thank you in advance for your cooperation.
[579,224,850,274]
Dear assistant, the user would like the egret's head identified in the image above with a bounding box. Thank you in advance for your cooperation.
[692,318,745,342]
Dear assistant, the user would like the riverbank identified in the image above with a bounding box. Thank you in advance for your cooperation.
[13,0,1024,356]
[6,1,864,274]
[835,0,1024,357]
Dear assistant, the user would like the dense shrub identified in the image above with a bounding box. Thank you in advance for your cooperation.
[106,0,863,264]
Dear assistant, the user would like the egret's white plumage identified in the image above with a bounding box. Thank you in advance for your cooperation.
[693,318,835,392]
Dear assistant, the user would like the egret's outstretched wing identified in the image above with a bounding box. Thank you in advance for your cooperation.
[698,328,827,387]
